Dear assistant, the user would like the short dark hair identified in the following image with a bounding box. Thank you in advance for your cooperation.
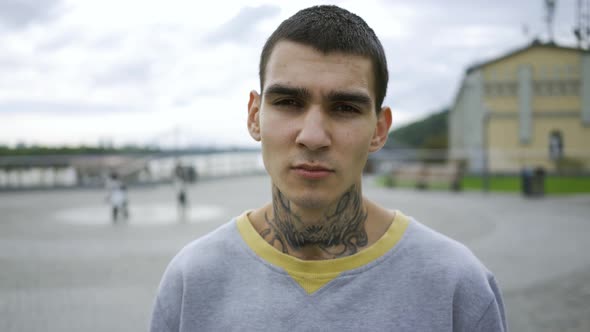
[259,5,388,112]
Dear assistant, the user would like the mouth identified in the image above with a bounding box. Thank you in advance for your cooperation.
[291,163,334,179]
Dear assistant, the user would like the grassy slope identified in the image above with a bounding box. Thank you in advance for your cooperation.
[458,175,590,194]
[377,175,590,194]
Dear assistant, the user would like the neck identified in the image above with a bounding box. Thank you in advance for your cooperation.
[259,184,369,260]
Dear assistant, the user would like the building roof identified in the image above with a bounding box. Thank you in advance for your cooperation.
[450,40,588,110]
[465,39,587,74]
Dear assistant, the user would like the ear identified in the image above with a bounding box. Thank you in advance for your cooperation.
[369,106,392,152]
[247,90,261,141]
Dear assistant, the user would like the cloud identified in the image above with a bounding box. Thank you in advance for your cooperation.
[377,0,548,122]
[0,100,141,114]
[0,0,581,147]
[92,60,154,86]
[204,5,281,44]
[0,52,24,69]
[36,29,85,52]
[0,0,63,30]
[92,33,124,50]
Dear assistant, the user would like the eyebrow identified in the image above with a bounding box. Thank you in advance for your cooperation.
[264,84,310,99]
[326,91,372,107]
[264,83,372,107]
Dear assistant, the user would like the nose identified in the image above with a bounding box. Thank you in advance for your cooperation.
[295,107,331,151]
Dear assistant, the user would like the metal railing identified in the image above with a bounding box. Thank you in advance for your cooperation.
[0,150,265,189]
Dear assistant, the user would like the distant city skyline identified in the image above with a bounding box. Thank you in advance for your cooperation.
[0,0,581,148]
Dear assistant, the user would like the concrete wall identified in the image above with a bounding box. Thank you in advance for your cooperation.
[450,70,485,172]
[517,65,533,143]
[582,53,590,125]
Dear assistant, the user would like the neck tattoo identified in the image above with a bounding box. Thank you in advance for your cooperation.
[259,185,368,258]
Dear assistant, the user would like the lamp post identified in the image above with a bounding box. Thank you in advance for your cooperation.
[482,110,491,192]
[545,0,556,42]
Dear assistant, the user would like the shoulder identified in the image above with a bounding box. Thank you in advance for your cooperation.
[166,219,242,278]
[403,217,489,276]
[403,217,495,291]
[401,216,507,331]
[150,218,244,331]
[154,219,243,293]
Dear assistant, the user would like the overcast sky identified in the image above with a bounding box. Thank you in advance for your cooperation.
[0,0,580,148]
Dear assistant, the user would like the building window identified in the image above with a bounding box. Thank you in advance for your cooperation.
[533,80,574,96]
[553,65,561,79]
[549,130,564,161]
[566,80,580,95]
[533,81,541,96]
[545,81,552,95]
[550,81,563,96]
[485,81,518,97]
[508,82,518,95]
[558,82,568,95]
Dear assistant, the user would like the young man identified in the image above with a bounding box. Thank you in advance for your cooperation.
[150,5,507,331]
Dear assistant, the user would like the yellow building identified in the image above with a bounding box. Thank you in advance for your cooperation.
[450,40,590,173]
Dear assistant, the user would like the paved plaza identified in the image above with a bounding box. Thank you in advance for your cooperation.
[1,175,589,331]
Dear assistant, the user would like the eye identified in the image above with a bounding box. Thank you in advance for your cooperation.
[273,98,302,108]
[333,104,361,114]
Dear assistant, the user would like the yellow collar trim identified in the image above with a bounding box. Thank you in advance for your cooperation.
[236,210,410,294]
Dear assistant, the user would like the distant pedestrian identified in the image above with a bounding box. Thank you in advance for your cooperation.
[106,172,129,223]
[173,163,188,220]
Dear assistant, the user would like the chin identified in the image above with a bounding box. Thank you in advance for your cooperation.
[291,196,330,210]
[284,187,336,210]
[274,174,344,209]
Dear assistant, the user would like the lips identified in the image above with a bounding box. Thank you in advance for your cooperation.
[292,163,334,179]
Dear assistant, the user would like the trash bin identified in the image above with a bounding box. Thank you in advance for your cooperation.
[521,167,533,196]
[521,166,545,197]
[531,167,545,197]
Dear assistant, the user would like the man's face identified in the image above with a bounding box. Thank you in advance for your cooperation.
[248,41,391,212]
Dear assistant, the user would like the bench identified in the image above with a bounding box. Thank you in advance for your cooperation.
[390,162,463,191]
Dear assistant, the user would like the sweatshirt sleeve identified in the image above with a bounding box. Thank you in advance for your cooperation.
[472,276,508,332]
[452,261,508,332]
[149,258,184,332]
[150,298,175,332]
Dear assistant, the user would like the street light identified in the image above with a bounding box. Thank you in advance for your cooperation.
[545,0,556,42]
[482,110,491,192]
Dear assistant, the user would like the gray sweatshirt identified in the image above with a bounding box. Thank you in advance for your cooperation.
[151,211,507,331]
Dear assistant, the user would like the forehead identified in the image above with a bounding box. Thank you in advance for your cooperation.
[263,41,375,98]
